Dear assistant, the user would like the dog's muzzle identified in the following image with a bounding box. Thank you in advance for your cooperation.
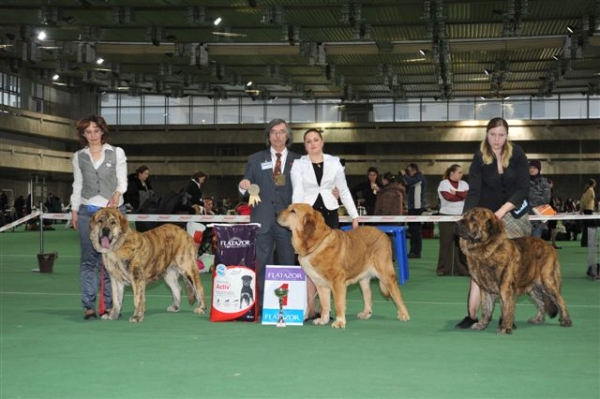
[455,222,477,243]
[99,227,112,249]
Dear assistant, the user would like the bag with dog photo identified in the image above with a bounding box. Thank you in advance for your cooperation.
[210,224,260,322]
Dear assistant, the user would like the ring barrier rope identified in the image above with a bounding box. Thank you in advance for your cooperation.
[1,211,598,234]
[0,211,42,233]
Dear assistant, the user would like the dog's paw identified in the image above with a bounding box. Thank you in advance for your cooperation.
[101,311,120,321]
[193,306,206,315]
[313,317,329,326]
[559,317,573,327]
[471,322,487,330]
[398,312,410,322]
[527,316,545,324]
[166,304,180,313]
[357,310,372,320]
[496,327,513,334]
[331,319,346,329]
[129,315,144,323]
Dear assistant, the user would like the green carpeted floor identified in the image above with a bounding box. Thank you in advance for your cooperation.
[1,225,599,399]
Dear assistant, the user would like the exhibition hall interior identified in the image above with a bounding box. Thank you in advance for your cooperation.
[0,2,599,398]
[0,0,598,208]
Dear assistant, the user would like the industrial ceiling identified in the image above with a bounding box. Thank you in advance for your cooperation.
[0,0,599,101]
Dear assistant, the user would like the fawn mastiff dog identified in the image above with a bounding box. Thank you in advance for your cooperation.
[90,207,206,322]
[456,207,572,334]
[277,203,410,329]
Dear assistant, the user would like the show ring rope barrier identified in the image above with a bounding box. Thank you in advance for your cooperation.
[0,211,598,234]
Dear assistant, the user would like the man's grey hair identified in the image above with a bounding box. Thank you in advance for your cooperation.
[264,118,293,148]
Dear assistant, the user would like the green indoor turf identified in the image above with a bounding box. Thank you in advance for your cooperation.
[1,225,599,399]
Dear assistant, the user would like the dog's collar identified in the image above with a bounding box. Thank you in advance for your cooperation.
[304,230,334,256]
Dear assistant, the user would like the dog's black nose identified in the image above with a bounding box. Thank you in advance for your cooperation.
[102,227,111,237]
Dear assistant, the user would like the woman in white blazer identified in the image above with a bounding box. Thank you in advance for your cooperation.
[291,129,360,229]
[291,128,359,321]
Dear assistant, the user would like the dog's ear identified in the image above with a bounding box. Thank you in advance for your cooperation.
[488,216,502,236]
[302,212,316,239]
[118,211,129,232]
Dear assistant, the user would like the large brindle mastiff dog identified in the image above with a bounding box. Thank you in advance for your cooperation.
[90,207,206,322]
[277,203,410,329]
[456,207,572,334]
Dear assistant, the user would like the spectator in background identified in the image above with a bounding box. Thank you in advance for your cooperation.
[564,197,577,213]
[26,193,32,214]
[14,195,25,219]
[374,172,405,216]
[547,180,562,249]
[186,171,208,207]
[0,191,7,212]
[201,197,217,215]
[43,193,62,229]
[125,165,154,211]
[580,178,597,248]
[528,160,551,238]
[45,193,62,213]
[25,193,36,230]
[455,117,529,330]
[351,167,382,215]
[238,118,300,306]
[70,114,128,321]
[402,163,427,259]
[436,164,469,276]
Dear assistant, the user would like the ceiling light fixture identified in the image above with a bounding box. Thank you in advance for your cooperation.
[52,74,59,80]
[211,31,246,37]
[246,81,253,86]
[566,26,574,34]
[484,69,490,75]
[419,49,426,56]
[96,58,104,65]
[37,30,47,40]
[213,17,222,26]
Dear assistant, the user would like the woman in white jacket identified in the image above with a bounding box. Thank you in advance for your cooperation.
[291,128,359,321]
[291,129,360,229]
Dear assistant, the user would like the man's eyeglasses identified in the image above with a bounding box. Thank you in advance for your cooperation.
[270,130,288,136]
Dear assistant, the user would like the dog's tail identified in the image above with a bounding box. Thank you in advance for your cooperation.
[544,259,563,319]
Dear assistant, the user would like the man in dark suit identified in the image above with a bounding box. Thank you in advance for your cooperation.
[238,118,300,305]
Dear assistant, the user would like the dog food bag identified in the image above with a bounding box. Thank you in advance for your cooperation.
[210,224,260,322]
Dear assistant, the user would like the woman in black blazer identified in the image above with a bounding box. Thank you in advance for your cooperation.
[185,171,208,206]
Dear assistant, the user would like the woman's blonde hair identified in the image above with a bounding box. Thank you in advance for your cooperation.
[480,117,513,167]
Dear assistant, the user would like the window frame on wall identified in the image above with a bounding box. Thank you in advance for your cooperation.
[99,92,599,125]
[0,72,21,109]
